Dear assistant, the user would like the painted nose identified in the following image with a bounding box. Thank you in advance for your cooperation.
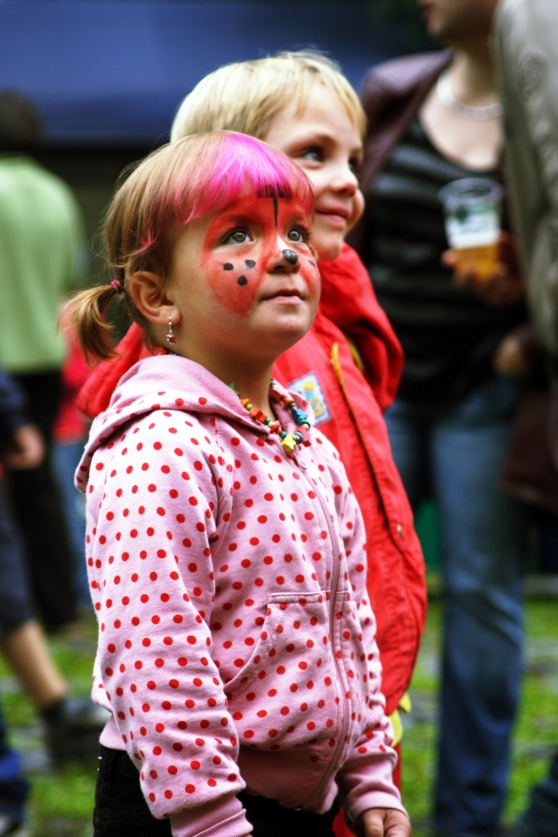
[268,243,301,274]
[282,249,299,265]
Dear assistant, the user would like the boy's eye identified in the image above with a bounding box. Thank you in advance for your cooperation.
[225,229,252,244]
[349,157,362,175]
[300,148,323,163]
[287,226,309,243]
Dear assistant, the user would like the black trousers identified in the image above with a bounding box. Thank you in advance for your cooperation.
[7,371,77,630]
[93,746,340,837]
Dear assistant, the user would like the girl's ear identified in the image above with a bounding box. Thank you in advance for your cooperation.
[129,271,180,326]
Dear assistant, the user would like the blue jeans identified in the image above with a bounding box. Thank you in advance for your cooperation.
[515,750,558,836]
[0,486,30,823]
[52,439,90,608]
[386,374,526,836]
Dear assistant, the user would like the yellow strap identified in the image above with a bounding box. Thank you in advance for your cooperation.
[399,692,412,714]
[388,693,412,748]
[345,336,365,374]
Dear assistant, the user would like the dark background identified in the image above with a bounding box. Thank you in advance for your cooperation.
[0,0,433,280]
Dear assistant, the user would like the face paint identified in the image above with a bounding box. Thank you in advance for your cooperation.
[282,249,299,265]
[200,193,319,316]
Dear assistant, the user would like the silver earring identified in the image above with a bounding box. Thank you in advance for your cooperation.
[166,318,176,345]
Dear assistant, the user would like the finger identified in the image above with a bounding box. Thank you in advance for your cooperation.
[383,810,412,837]
[361,809,386,837]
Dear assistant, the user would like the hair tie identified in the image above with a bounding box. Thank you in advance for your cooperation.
[110,279,124,295]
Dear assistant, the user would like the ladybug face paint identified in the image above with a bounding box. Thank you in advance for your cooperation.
[164,193,320,370]
[199,193,320,316]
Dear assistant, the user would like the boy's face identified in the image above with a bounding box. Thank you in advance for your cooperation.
[264,84,364,263]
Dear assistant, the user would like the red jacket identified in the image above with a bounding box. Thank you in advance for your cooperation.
[77,244,426,715]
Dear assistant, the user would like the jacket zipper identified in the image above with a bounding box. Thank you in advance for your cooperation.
[290,444,352,808]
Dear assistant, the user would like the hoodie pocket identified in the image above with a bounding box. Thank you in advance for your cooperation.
[223,591,344,753]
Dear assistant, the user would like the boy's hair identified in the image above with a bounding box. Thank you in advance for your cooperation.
[65,131,313,362]
[170,51,367,143]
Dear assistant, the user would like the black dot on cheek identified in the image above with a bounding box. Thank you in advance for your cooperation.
[223,263,234,271]
[308,259,316,267]
[237,276,248,286]
[245,260,256,268]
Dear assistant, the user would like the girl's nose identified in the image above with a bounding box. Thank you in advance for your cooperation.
[268,242,301,273]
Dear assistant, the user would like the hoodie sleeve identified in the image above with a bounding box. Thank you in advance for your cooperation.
[333,467,407,823]
[84,411,252,837]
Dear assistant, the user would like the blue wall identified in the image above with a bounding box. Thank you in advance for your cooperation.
[0,1,420,146]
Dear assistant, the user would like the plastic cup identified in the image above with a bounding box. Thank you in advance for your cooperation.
[439,178,504,282]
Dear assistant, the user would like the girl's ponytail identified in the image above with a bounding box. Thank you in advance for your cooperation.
[62,280,126,363]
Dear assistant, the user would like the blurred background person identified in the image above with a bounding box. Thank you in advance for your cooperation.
[0,368,107,837]
[51,329,92,612]
[495,0,558,834]
[351,0,527,834]
[0,91,85,631]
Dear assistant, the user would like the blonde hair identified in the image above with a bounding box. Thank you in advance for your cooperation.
[64,131,313,362]
[171,51,367,143]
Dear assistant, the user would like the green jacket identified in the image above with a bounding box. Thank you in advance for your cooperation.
[0,156,85,373]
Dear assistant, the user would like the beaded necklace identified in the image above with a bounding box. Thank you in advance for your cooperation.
[230,380,311,453]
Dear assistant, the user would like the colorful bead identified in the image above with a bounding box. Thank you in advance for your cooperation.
[291,408,309,426]
[250,408,267,423]
[232,380,311,454]
[281,433,298,452]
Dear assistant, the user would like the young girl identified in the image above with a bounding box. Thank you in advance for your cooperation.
[68,132,409,837]
[78,58,427,794]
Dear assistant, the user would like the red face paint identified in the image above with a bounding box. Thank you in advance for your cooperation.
[200,194,319,316]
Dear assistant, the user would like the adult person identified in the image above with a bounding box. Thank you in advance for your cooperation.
[352,1,527,834]
[0,91,84,630]
[0,370,108,836]
[495,1,558,834]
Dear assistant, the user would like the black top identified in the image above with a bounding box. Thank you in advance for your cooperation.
[365,117,525,405]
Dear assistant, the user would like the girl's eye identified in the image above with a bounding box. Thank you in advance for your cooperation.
[287,226,309,243]
[225,229,252,244]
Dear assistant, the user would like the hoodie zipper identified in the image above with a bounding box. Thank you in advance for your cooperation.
[288,443,351,808]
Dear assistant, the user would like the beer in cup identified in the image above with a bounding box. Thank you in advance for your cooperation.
[439,178,503,282]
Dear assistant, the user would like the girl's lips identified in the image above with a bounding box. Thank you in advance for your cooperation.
[262,288,303,303]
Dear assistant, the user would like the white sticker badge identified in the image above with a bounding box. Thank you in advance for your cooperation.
[288,373,331,426]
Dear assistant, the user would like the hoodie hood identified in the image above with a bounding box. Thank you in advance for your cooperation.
[318,244,403,412]
[77,354,311,491]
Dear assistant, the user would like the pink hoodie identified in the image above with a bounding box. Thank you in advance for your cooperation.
[77,355,405,837]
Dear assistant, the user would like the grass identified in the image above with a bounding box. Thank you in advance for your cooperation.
[402,596,558,836]
[0,599,557,835]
